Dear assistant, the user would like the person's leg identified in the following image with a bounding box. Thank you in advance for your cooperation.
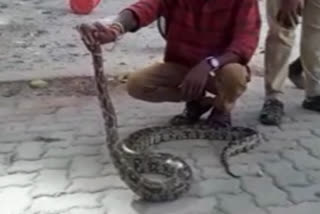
[127,62,186,102]
[300,0,320,112]
[206,63,249,127]
[260,0,298,125]
[126,62,213,124]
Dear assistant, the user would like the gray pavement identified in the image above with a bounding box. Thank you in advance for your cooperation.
[1,77,320,214]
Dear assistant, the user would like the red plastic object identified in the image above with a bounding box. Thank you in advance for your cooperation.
[69,0,101,14]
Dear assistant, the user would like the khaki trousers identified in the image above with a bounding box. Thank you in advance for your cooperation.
[265,0,320,99]
[126,62,248,113]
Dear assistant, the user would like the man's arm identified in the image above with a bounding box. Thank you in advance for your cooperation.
[114,0,164,33]
[221,0,261,66]
[78,0,164,45]
[113,10,139,33]
[215,52,241,68]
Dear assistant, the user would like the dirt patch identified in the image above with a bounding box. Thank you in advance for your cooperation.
[0,75,125,98]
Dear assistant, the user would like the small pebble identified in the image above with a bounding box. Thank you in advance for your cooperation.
[29,79,48,88]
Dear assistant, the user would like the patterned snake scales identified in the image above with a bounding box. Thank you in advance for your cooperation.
[78,28,262,202]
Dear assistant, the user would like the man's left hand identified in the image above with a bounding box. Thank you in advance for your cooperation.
[180,60,212,100]
[277,0,304,28]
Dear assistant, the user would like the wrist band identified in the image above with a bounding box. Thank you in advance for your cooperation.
[110,21,125,34]
[109,21,125,41]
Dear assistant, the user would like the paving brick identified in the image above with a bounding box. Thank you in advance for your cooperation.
[282,149,320,170]
[242,176,289,206]
[255,124,283,134]
[312,129,320,137]
[101,189,217,214]
[31,114,58,125]
[27,122,77,133]
[72,136,105,146]
[156,139,210,150]
[286,184,320,203]
[8,160,43,173]
[0,154,10,164]
[99,147,112,165]
[44,145,101,158]
[45,139,73,149]
[55,107,82,118]
[77,123,104,137]
[63,208,107,214]
[100,189,139,214]
[266,130,313,141]
[262,161,308,187]
[281,121,320,131]
[15,141,44,160]
[0,122,27,134]
[131,196,217,214]
[8,158,69,174]
[156,147,195,160]
[306,171,320,184]
[230,152,281,165]
[0,173,36,188]
[299,138,320,158]
[30,193,101,213]
[191,147,223,167]
[0,107,16,117]
[0,132,37,143]
[201,166,231,179]
[0,187,32,214]
[69,156,103,178]
[100,164,118,176]
[0,114,33,124]
[257,139,299,153]
[68,175,126,193]
[41,158,70,169]
[34,131,74,142]
[0,165,6,176]
[268,201,320,214]
[292,113,320,123]
[189,178,241,197]
[32,170,70,197]
[218,193,267,214]
[0,143,17,153]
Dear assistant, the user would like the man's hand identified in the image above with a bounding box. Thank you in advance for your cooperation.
[180,60,212,101]
[78,22,119,45]
[277,0,304,28]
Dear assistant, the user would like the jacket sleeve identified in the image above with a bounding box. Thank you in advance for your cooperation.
[225,0,261,64]
[122,0,164,31]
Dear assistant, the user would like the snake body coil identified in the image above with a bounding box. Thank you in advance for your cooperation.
[82,40,261,202]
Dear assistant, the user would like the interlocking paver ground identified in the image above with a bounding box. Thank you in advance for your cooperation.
[0,77,320,214]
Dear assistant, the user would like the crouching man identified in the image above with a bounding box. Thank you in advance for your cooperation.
[79,0,261,127]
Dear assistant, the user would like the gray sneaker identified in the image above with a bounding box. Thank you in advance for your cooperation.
[302,96,320,112]
[259,99,284,125]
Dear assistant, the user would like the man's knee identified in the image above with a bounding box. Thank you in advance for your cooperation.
[126,71,150,100]
[216,63,248,100]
